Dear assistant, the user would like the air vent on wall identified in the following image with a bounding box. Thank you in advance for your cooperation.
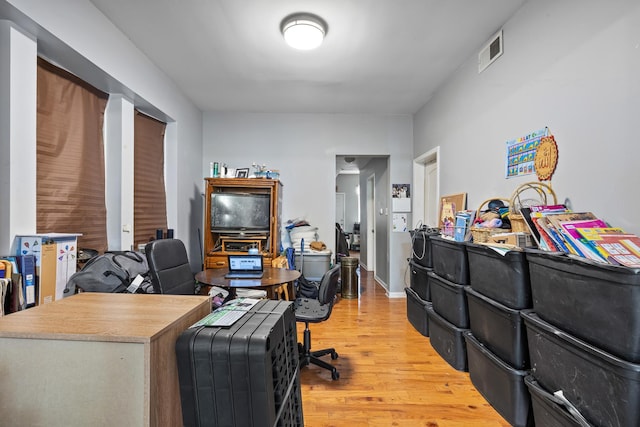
[478,29,503,73]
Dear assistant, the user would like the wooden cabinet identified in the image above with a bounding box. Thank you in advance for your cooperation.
[204,178,282,269]
[0,293,211,426]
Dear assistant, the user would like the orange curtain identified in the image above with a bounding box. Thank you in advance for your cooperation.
[134,111,168,246]
[36,58,108,253]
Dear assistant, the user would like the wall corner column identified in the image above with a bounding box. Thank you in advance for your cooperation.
[0,20,37,255]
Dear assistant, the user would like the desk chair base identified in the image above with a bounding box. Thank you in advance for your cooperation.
[299,322,340,380]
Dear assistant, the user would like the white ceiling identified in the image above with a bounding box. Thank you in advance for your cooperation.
[89,0,526,115]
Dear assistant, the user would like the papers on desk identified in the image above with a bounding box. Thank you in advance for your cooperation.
[229,279,262,287]
[192,298,261,328]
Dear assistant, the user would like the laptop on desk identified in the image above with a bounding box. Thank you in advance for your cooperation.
[225,254,264,279]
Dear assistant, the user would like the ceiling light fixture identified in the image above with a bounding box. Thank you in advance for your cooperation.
[281,13,327,50]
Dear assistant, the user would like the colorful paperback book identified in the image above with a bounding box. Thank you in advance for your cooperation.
[589,234,640,268]
[557,219,609,261]
[522,205,568,247]
[575,227,627,265]
[532,216,565,252]
[542,212,599,256]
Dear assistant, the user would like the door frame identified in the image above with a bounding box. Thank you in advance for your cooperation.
[366,173,376,271]
[413,146,440,228]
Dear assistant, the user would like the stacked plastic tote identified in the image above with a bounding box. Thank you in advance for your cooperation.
[405,228,438,337]
[523,251,640,427]
[464,243,534,427]
[427,236,472,372]
[175,300,304,427]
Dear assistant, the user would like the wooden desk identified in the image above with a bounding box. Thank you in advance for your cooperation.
[0,293,211,427]
[196,266,300,299]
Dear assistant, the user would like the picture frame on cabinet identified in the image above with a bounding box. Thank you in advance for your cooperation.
[235,168,249,178]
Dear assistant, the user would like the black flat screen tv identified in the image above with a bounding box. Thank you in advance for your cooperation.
[210,193,271,234]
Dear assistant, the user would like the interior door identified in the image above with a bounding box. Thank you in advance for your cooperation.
[425,161,438,228]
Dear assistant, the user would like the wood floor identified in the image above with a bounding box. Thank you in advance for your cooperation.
[296,262,510,427]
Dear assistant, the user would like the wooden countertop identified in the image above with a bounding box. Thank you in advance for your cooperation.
[0,292,211,343]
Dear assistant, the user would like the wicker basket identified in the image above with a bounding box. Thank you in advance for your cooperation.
[470,198,511,243]
[508,182,557,233]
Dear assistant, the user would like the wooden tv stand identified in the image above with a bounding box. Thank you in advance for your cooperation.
[203,178,282,269]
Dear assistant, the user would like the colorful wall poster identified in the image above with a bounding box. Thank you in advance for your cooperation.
[505,127,549,178]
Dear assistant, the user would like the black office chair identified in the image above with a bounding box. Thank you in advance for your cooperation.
[294,265,341,380]
[145,239,197,295]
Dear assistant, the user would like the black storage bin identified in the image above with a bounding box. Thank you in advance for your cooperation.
[527,250,640,362]
[410,228,437,268]
[428,271,469,328]
[426,304,468,371]
[430,236,469,285]
[176,300,303,427]
[409,260,432,301]
[464,332,533,427]
[466,242,531,309]
[405,287,430,337]
[465,286,529,369]
[522,310,640,427]
[524,375,584,427]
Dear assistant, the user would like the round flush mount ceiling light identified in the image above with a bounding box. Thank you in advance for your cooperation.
[281,13,327,50]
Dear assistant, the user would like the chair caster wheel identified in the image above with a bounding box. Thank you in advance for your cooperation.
[332,370,340,380]
[331,352,339,360]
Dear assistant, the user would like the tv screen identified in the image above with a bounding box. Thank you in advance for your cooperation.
[211,193,271,233]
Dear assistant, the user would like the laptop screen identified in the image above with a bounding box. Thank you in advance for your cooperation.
[227,255,263,272]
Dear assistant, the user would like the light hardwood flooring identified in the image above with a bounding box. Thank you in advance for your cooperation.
[297,263,510,427]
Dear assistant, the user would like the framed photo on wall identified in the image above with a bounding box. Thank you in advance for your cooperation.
[235,168,249,178]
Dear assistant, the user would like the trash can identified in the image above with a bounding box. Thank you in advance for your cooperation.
[340,257,359,299]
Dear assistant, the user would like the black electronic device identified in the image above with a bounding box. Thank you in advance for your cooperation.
[210,192,271,234]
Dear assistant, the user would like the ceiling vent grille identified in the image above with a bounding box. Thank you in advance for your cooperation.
[478,29,503,73]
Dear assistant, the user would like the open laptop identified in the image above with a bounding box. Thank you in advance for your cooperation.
[225,254,264,279]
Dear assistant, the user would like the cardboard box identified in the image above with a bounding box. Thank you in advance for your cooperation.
[17,234,80,305]
[488,232,532,248]
[18,236,43,267]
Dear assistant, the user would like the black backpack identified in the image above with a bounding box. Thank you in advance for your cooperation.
[64,251,152,296]
[296,274,319,299]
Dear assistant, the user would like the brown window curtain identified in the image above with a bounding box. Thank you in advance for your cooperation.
[134,111,167,247]
[36,58,109,253]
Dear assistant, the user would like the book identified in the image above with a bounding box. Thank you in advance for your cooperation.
[521,205,568,247]
[575,227,627,265]
[587,234,640,268]
[454,210,476,242]
[531,216,561,251]
[557,219,609,262]
[542,212,601,256]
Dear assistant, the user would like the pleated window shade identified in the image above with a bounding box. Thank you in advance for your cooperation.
[133,111,167,247]
[36,58,109,253]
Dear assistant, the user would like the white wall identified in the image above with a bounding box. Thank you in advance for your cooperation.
[414,0,640,235]
[1,0,204,267]
[203,112,413,294]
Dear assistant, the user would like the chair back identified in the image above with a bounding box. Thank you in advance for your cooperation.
[145,239,196,294]
[318,265,341,307]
